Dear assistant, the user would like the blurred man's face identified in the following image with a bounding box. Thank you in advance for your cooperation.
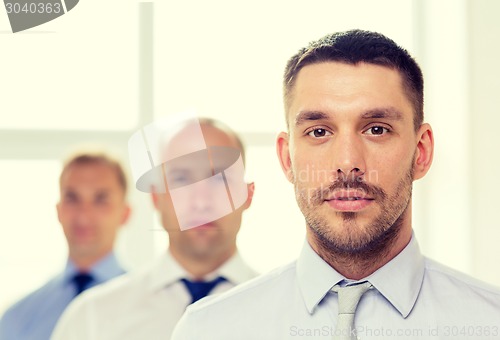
[152,124,253,260]
[57,163,130,262]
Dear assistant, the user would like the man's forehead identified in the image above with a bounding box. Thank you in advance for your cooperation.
[288,62,410,124]
[129,117,245,194]
[293,62,403,94]
[63,162,106,177]
[61,163,120,187]
[164,123,240,157]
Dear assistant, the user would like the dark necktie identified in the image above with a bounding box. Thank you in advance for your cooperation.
[72,273,94,296]
[181,277,226,304]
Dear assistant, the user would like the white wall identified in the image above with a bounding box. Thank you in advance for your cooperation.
[411,0,500,285]
[412,0,473,275]
[468,0,500,284]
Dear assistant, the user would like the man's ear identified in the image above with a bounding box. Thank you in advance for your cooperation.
[242,182,255,210]
[56,202,62,224]
[276,131,294,183]
[413,123,434,180]
[151,185,160,210]
[120,205,131,226]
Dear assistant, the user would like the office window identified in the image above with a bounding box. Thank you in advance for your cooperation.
[0,0,138,130]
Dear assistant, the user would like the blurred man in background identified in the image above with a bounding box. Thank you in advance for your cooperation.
[51,118,258,340]
[0,152,131,340]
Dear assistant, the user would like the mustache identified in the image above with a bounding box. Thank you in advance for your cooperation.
[308,177,387,205]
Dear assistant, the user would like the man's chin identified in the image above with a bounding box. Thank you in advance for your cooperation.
[188,246,218,259]
[309,220,384,253]
[185,235,219,252]
[320,222,400,258]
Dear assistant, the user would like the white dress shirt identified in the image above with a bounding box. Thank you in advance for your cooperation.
[51,251,257,340]
[172,236,500,340]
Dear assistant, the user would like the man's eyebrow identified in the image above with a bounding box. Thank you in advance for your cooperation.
[294,111,329,126]
[361,108,403,120]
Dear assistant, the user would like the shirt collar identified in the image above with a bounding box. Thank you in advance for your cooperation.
[296,240,345,314]
[211,251,257,284]
[148,250,256,292]
[149,251,187,292]
[296,234,425,317]
[367,235,424,318]
[62,252,125,284]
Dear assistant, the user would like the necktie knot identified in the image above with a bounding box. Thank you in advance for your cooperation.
[181,276,226,304]
[332,281,373,313]
[72,272,94,296]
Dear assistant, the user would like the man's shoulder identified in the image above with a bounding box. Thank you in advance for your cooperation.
[424,257,500,300]
[171,261,299,339]
[1,276,59,320]
[74,262,153,307]
[187,261,297,315]
[51,263,152,335]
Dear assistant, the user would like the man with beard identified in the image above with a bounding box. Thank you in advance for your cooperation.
[51,118,257,340]
[172,30,500,340]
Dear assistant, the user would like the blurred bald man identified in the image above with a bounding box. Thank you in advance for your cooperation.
[51,118,257,340]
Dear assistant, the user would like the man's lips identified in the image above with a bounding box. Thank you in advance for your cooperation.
[327,189,373,200]
[325,190,374,211]
[188,222,217,230]
[72,227,95,240]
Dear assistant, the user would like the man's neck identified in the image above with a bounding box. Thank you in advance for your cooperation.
[70,251,111,272]
[169,247,235,280]
[308,226,412,280]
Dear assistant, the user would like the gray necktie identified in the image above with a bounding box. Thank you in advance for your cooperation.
[331,281,372,340]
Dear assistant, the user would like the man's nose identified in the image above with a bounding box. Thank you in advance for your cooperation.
[75,202,94,224]
[331,132,366,180]
[190,177,220,211]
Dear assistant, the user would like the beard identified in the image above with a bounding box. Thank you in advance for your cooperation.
[293,158,414,261]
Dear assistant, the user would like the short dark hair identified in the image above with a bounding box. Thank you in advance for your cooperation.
[283,29,424,130]
[60,152,128,196]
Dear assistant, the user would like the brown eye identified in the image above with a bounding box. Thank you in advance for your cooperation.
[366,126,389,135]
[308,128,331,138]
